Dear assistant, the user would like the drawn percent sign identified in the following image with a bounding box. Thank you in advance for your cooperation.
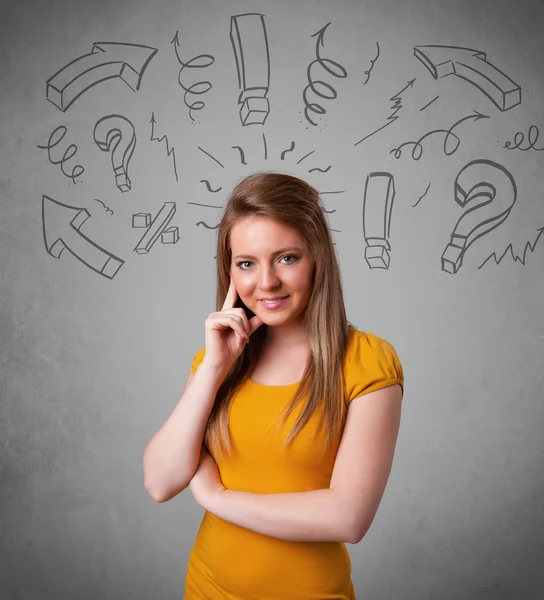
[93,115,136,192]
[132,202,179,254]
[441,159,517,274]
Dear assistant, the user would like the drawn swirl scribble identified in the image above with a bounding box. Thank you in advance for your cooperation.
[37,125,84,183]
[171,31,215,121]
[502,125,544,152]
[302,22,348,126]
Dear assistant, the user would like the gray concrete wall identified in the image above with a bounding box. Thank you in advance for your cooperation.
[1,0,543,598]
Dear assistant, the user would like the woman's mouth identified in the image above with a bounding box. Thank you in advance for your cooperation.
[259,295,289,310]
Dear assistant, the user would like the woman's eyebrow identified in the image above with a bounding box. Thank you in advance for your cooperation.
[233,246,304,260]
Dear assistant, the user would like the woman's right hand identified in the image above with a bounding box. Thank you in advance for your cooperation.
[202,279,263,372]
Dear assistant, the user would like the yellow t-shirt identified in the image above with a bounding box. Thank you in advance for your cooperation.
[183,328,404,600]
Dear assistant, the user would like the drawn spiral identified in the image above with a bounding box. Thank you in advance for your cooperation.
[302,26,347,126]
[176,53,215,121]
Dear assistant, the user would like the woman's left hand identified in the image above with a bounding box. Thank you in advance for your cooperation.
[188,444,225,509]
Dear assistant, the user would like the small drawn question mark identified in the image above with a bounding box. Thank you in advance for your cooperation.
[441,159,517,274]
[93,114,136,192]
[362,172,396,269]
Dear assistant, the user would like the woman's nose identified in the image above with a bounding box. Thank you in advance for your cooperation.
[258,266,281,288]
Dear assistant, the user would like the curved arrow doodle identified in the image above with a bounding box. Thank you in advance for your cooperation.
[441,159,517,274]
[42,195,124,279]
[413,45,521,112]
[390,110,489,160]
[46,42,158,112]
[93,115,136,192]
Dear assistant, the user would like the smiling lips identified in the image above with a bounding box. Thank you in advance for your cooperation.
[260,295,288,301]
[259,295,289,308]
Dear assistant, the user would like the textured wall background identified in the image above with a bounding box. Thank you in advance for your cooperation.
[1,0,543,598]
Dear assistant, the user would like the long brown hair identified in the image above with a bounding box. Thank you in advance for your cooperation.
[203,171,355,460]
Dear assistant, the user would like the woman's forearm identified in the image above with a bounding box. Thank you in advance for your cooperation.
[205,487,355,543]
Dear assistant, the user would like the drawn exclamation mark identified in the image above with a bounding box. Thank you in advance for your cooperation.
[362,172,396,269]
[230,13,271,126]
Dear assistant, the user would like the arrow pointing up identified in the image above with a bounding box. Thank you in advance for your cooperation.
[413,45,521,111]
[46,42,158,112]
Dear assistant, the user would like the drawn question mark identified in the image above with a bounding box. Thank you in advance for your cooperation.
[93,114,136,192]
[441,159,517,274]
[362,172,396,269]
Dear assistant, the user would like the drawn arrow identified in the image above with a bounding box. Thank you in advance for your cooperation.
[46,42,158,112]
[42,195,124,279]
[413,45,521,111]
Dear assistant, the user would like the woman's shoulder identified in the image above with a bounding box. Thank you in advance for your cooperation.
[343,325,404,401]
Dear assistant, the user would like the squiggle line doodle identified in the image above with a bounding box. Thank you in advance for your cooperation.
[232,145,247,164]
[413,182,431,207]
[354,78,416,147]
[171,31,215,121]
[419,95,439,111]
[297,150,315,164]
[478,226,544,268]
[308,165,331,173]
[302,22,348,126]
[390,110,489,160]
[502,125,544,151]
[262,132,268,159]
[198,146,224,168]
[93,199,113,215]
[37,125,84,183]
[319,190,345,195]
[187,201,222,208]
[280,141,295,160]
[200,180,222,193]
[363,42,380,85]
[196,221,219,229]
[150,113,179,181]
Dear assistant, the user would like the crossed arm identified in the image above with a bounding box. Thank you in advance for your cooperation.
[189,383,403,545]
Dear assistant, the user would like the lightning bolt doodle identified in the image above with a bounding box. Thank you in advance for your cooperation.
[478,227,544,269]
[150,113,179,181]
[354,78,416,147]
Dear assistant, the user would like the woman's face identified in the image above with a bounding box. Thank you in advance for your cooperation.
[229,215,315,327]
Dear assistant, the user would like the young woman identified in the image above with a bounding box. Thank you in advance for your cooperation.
[143,172,404,600]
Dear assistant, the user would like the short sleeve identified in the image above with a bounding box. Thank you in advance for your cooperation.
[190,347,206,375]
[345,331,404,402]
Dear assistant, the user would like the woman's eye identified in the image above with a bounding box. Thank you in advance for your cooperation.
[236,261,252,269]
[236,255,297,270]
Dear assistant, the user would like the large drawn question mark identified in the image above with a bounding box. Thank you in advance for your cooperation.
[230,13,270,126]
[441,159,517,274]
[93,114,136,192]
[362,172,396,269]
